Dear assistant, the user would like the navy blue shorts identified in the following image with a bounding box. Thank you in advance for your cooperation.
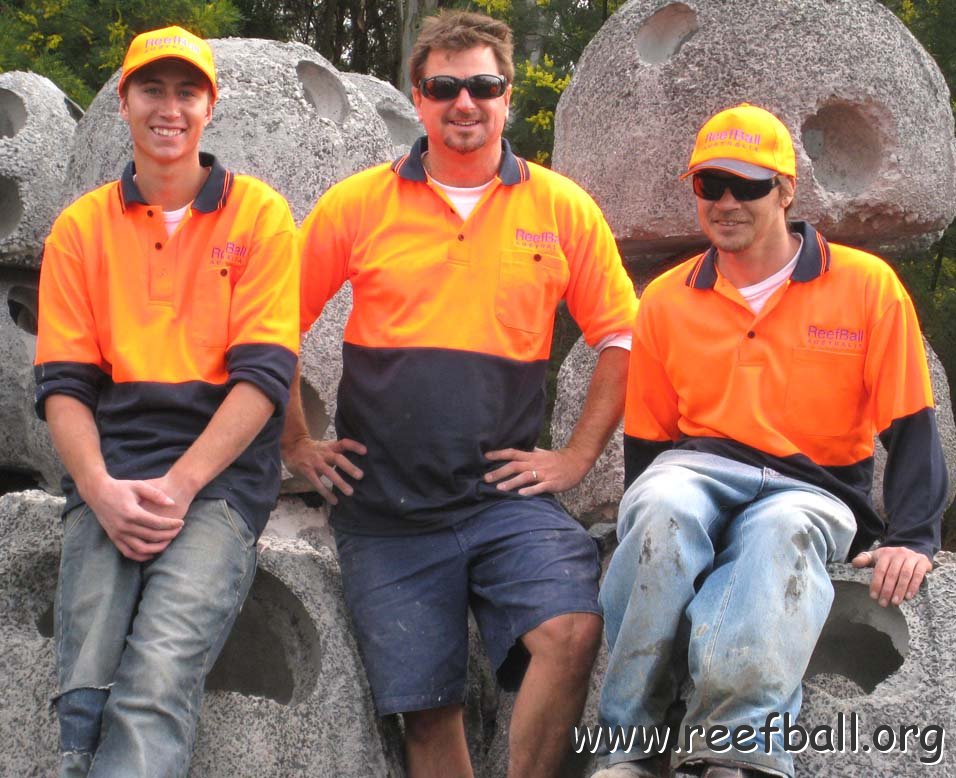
[334,497,601,715]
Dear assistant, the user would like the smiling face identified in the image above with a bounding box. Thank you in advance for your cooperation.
[412,45,510,160]
[119,58,213,168]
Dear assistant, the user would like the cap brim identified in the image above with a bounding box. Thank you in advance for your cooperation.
[119,56,217,101]
[680,158,778,180]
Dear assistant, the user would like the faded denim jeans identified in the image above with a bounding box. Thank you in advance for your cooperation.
[53,498,257,778]
[599,450,856,777]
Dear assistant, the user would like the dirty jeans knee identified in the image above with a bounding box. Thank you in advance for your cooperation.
[55,687,109,777]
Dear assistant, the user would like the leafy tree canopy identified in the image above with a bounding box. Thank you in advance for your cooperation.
[0,0,241,106]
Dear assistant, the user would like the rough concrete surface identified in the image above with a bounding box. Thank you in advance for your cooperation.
[554,0,956,264]
[553,336,956,525]
[0,71,80,268]
[299,282,352,441]
[65,38,394,222]
[0,269,65,492]
[344,72,422,156]
[0,490,404,777]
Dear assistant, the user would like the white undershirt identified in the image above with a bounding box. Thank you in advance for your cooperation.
[163,204,189,238]
[429,175,494,221]
[737,234,804,313]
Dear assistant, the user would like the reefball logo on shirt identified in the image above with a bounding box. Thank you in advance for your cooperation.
[807,324,865,352]
[210,242,248,267]
[515,228,559,253]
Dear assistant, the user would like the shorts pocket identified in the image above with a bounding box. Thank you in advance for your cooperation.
[495,250,569,334]
[783,348,865,436]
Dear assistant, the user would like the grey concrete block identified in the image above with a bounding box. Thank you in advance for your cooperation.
[0,71,80,268]
[344,72,422,156]
[0,270,65,491]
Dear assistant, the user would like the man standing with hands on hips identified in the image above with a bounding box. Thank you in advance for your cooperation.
[36,26,298,777]
[283,10,637,777]
[593,104,946,778]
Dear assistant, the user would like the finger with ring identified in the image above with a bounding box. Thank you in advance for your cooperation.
[531,469,538,482]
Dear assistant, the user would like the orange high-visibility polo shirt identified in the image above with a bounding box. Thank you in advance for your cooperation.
[35,154,299,535]
[624,221,946,558]
[300,138,638,534]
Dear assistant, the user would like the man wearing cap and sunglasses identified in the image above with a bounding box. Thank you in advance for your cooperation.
[592,104,946,778]
[283,10,636,778]
[35,26,298,777]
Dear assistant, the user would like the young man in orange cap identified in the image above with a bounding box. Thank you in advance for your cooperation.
[592,104,946,778]
[35,25,298,777]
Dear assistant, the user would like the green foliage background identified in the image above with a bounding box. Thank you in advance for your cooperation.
[1,0,955,546]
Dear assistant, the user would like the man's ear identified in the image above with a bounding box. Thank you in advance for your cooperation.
[779,176,796,209]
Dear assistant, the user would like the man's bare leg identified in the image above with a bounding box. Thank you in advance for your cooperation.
[508,612,603,778]
[404,704,474,778]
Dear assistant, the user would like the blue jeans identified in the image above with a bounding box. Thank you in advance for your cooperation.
[599,451,856,777]
[53,498,257,778]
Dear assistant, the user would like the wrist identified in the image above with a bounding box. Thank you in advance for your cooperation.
[75,466,112,504]
[162,467,201,505]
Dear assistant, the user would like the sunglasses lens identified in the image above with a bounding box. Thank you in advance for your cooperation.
[420,75,506,100]
[421,76,460,100]
[692,174,777,201]
[467,75,506,99]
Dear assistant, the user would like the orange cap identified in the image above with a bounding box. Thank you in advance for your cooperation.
[118,26,217,102]
[681,103,796,180]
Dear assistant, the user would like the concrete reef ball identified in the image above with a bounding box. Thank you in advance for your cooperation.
[344,72,422,156]
[554,0,956,264]
[66,38,395,222]
[0,71,80,269]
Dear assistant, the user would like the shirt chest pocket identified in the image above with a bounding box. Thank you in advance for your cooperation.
[783,348,866,436]
[187,264,238,348]
[495,250,570,334]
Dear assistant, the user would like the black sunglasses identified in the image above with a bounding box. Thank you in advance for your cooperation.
[692,173,780,202]
[418,74,508,101]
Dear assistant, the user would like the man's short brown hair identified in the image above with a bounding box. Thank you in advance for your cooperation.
[409,10,514,88]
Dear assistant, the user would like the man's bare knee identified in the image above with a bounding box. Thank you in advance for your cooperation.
[524,612,602,674]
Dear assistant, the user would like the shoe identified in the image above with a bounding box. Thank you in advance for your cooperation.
[590,757,667,777]
[676,762,767,778]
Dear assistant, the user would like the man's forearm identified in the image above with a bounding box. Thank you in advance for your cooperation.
[280,361,310,454]
[45,394,110,497]
[164,381,277,502]
[563,346,629,466]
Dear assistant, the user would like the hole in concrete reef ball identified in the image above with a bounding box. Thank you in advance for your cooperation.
[636,3,699,65]
[206,569,321,705]
[0,89,27,138]
[301,379,329,441]
[805,581,909,695]
[296,61,349,124]
[8,284,39,335]
[378,105,421,149]
[801,102,882,195]
[0,469,40,500]
[0,176,24,242]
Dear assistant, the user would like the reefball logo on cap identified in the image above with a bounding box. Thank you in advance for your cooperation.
[682,103,796,181]
[118,25,218,101]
